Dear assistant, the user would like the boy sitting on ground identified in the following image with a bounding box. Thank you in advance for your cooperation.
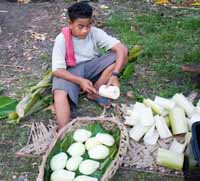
[52,1,128,129]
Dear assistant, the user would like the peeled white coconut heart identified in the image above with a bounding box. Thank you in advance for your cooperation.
[66,156,83,171]
[79,159,100,175]
[99,85,120,99]
[88,145,109,160]
[50,152,68,171]
[73,129,92,143]
[95,133,115,146]
[67,142,85,156]
[50,169,75,181]
[74,175,98,181]
[85,137,101,150]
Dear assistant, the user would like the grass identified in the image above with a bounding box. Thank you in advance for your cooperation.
[107,10,200,99]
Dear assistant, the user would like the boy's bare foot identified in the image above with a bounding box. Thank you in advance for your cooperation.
[86,94,111,109]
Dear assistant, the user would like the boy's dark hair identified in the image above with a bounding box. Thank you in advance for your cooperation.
[68,1,93,21]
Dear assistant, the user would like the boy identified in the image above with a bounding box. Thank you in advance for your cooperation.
[52,1,128,129]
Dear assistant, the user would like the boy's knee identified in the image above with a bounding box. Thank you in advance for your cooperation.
[54,90,68,102]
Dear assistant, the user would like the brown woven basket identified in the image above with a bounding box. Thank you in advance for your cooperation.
[37,116,129,181]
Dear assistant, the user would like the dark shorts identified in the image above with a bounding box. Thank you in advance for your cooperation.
[52,52,116,110]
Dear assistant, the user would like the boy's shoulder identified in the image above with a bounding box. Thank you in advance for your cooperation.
[91,26,103,32]
[55,32,65,41]
[54,32,66,45]
[90,26,106,37]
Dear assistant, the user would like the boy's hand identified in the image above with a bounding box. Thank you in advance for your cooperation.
[80,78,97,94]
[107,76,120,87]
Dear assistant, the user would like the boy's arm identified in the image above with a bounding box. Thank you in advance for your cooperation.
[111,42,129,74]
[107,43,128,87]
[53,69,97,95]
[92,27,128,86]
[53,69,83,86]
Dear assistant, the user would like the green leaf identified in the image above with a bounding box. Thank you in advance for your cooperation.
[128,45,143,62]
[122,62,135,80]
[30,71,52,94]
[84,122,107,136]
[24,95,53,118]
[0,96,18,120]
[13,71,52,123]
[44,122,121,180]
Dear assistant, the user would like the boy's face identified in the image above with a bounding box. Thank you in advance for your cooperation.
[69,18,92,39]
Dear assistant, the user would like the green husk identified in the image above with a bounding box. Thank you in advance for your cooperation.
[143,98,165,115]
[25,95,53,117]
[8,71,53,123]
[155,115,172,139]
[8,112,19,120]
[44,122,120,181]
[169,139,186,154]
[121,45,143,80]
[122,62,134,80]
[0,96,18,120]
[164,115,170,128]
[173,93,195,117]
[129,123,150,141]
[156,148,184,171]
[16,94,41,118]
[169,107,188,135]
[155,96,175,110]
[128,45,143,62]
[30,71,52,95]
[11,94,52,123]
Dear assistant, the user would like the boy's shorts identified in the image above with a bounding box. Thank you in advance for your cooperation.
[52,51,116,110]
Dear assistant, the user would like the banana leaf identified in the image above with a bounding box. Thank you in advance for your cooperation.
[128,45,143,62]
[16,93,41,119]
[30,71,52,95]
[120,45,142,80]
[10,94,53,123]
[44,122,120,181]
[0,96,18,120]
[121,62,135,80]
[9,71,53,124]
[25,95,53,117]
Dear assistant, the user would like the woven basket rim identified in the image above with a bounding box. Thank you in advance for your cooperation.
[36,116,129,181]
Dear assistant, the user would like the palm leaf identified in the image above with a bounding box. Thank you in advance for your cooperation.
[121,62,135,80]
[0,96,18,120]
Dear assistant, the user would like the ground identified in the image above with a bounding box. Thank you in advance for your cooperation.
[0,0,200,180]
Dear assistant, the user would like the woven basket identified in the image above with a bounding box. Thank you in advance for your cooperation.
[37,116,129,181]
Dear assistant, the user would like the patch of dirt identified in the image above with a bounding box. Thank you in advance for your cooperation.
[0,0,66,98]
